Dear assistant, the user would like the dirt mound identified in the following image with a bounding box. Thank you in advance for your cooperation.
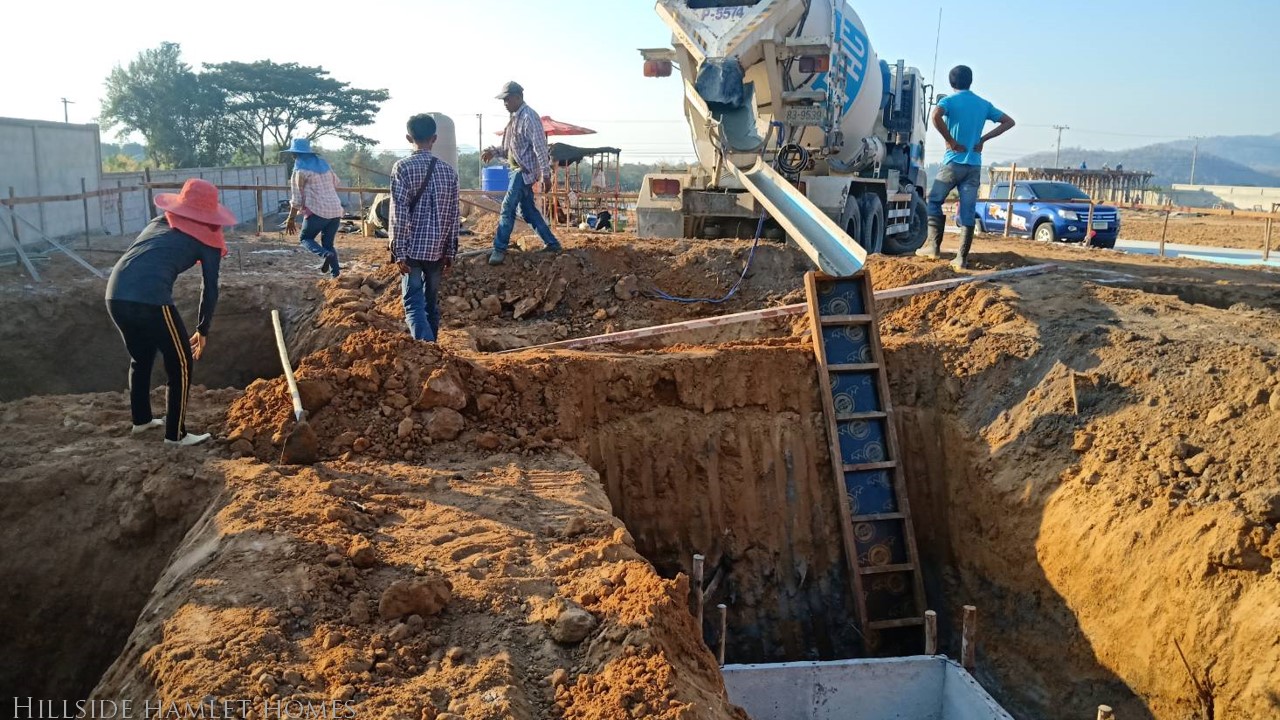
[91,455,748,720]
[880,262,1280,719]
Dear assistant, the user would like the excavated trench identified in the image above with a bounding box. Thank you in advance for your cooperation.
[9,252,1264,719]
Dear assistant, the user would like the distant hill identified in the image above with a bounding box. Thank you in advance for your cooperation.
[1157,133,1280,176]
[1012,146,1280,189]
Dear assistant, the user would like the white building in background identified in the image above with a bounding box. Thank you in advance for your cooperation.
[1166,183,1280,211]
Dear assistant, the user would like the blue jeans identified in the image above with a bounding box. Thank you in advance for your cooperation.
[401,258,445,341]
[493,170,560,252]
[927,162,982,228]
[300,214,341,276]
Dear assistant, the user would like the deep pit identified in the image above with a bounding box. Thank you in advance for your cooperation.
[3,234,1279,719]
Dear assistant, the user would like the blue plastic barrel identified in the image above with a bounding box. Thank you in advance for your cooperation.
[482,166,510,191]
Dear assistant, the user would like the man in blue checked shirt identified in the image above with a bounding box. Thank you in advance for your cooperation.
[481,81,563,265]
[390,114,460,342]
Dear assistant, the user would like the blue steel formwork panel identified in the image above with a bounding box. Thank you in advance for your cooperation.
[806,270,927,656]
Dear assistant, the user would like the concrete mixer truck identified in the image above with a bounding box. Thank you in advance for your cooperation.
[636,0,931,274]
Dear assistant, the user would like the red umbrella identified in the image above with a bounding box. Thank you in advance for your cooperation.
[496,116,596,137]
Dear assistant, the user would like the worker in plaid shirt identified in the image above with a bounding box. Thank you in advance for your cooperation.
[482,81,563,265]
[390,114,459,342]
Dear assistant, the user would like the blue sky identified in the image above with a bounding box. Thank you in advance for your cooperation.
[2,0,1276,164]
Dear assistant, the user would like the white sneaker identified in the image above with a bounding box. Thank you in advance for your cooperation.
[132,418,165,434]
[165,432,211,447]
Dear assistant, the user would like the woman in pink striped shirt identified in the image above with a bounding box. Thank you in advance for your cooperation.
[282,138,346,278]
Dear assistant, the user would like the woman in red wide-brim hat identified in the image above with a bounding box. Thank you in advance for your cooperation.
[105,178,236,447]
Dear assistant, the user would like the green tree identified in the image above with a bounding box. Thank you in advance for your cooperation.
[100,43,229,168]
[203,61,389,166]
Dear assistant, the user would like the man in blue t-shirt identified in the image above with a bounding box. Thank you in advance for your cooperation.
[918,65,1016,269]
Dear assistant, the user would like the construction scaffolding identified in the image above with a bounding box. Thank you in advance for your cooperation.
[543,144,623,232]
[988,166,1154,204]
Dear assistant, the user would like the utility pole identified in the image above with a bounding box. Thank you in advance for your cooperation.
[1052,125,1069,167]
[476,113,484,188]
[60,98,74,123]
[1189,137,1201,185]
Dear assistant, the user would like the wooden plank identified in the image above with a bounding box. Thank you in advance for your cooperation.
[805,270,871,639]
[858,563,915,575]
[843,461,897,472]
[868,617,925,630]
[819,314,874,325]
[0,184,141,207]
[861,270,929,620]
[835,411,888,422]
[12,209,105,279]
[506,264,1059,354]
[873,263,1056,300]
[850,511,905,522]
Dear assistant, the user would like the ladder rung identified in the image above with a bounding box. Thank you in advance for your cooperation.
[851,512,905,522]
[843,461,897,472]
[820,314,873,325]
[868,617,926,630]
[859,563,915,575]
[829,363,879,372]
[835,411,887,422]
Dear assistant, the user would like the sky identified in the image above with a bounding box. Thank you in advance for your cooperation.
[3,0,1277,165]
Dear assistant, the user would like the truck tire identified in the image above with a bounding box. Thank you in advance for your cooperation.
[858,193,885,255]
[840,192,864,243]
[1033,220,1057,243]
[884,193,928,255]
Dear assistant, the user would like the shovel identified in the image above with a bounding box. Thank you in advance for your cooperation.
[271,309,319,464]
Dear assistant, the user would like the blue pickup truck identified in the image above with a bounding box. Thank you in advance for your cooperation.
[976,180,1120,248]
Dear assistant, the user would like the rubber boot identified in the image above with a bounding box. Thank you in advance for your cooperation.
[915,216,944,259]
[951,226,975,270]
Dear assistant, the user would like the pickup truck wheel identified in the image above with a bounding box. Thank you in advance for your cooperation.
[858,193,886,254]
[884,193,928,254]
[1033,221,1057,243]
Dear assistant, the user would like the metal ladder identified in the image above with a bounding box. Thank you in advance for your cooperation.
[804,269,927,655]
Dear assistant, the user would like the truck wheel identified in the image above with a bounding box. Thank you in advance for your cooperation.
[840,194,864,245]
[1033,221,1057,243]
[858,194,886,255]
[884,194,928,254]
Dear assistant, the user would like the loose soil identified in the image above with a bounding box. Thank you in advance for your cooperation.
[2,220,1279,720]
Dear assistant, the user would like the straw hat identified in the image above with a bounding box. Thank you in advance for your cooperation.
[154,178,237,226]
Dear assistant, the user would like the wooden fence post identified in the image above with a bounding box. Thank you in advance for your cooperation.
[1159,205,1171,258]
[961,605,977,670]
[255,175,264,235]
[144,168,154,219]
[7,186,19,246]
[1096,705,1115,720]
[116,180,125,236]
[692,554,705,634]
[80,177,91,249]
[1085,200,1096,248]
[1003,164,1017,238]
[924,610,938,655]
[1264,216,1272,263]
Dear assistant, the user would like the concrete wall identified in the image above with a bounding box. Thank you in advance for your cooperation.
[722,657,1013,720]
[0,117,103,246]
[1167,183,1280,211]
[101,165,290,237]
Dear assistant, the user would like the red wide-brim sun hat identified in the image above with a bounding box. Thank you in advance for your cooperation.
[154,178,238,226]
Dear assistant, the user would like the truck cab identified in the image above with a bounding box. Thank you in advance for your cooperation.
[977,181,1119,248]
